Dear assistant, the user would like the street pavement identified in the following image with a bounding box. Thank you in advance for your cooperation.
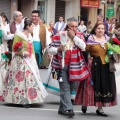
[0,63,120,120]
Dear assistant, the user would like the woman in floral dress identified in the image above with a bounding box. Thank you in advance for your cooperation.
[3,19,48,107]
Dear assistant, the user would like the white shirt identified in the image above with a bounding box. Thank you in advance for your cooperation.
[4,19,24,40]
[78,25,87,33]
[33,24,51,50]
[54,21,66,31]
[33,24,40,41]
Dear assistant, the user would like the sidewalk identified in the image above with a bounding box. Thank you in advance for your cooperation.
[115,63,120,94]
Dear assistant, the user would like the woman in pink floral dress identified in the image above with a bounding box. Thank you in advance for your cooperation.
[3,19,48,107]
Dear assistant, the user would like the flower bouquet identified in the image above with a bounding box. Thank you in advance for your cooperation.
[1,51,12,61]
[13,42,23,53]
[1,51,12,66]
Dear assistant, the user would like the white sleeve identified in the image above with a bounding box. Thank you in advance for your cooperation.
[4,24,14,40]
[45,27,52,49]
[47,47,58,55]
[73,36,86,51]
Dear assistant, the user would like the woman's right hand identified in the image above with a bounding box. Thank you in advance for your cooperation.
[23,51,30,57]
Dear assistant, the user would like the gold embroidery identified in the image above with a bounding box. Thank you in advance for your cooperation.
[95,92,113,97]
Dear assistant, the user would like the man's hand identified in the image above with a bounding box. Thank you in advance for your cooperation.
[67,30,75,39]
[57,45,64,52]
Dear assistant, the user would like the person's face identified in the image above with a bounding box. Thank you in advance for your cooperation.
[1,16,5,23]
[39,20,44,25]
[112,19,116,24]
[68,21,78,33]
[97,16,103,21]
[16,12,23,23]
[27,24,34,33]
[95,24,105,36]
[49,22,54,28]
[31,13,40,24]
[80,21,84,25]
[59,17,63,22]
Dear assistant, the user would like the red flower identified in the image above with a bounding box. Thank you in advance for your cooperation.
[4,51,9,54]
[28,88,37,100]
[112,38,120,45]
[15,71,24,82]
[14,42,23,52]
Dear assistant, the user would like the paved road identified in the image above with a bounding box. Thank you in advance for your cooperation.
[0,64,120,120]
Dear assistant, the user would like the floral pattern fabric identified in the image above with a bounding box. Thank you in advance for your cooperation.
[3,55,47,104]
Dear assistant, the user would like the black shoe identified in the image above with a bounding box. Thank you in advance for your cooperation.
[58,110,75,117]
[81,106,87,113]
[23,104,30,108]
[58,111,68,116]
[96,109,108,117]
[66,110,75,117]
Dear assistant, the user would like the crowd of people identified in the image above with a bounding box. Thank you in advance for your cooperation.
[0,10,120,118]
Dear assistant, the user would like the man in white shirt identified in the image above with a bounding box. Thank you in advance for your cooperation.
[31,10,51,68]
[54,16,66,33]
[4,11,24,52]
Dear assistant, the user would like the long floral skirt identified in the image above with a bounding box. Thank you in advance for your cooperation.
[3,55,47,104]
[75,57,117,107]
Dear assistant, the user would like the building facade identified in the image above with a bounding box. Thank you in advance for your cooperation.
[0,0,119,27]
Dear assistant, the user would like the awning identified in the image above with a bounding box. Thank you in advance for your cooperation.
[80,0,100,8]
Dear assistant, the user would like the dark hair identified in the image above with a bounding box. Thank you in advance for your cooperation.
[23,18,32,30]
[1,12,9,23]
[32,10,40,17]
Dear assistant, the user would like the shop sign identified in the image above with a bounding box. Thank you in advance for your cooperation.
[106,4,114,18]
[80,0,100,8]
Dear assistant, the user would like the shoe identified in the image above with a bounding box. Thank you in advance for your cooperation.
[39,66,47,69]
[23,104,30,108]
[81,106,87,113]
[96,109,108,117]
[58,111,68,116]
[66,110,75,117]
[58,110,75,117]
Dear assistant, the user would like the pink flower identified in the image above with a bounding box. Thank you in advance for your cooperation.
[28,88,37,100]
[26,70,30,77]
[15,71,24,82]
[14,87,18,94]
